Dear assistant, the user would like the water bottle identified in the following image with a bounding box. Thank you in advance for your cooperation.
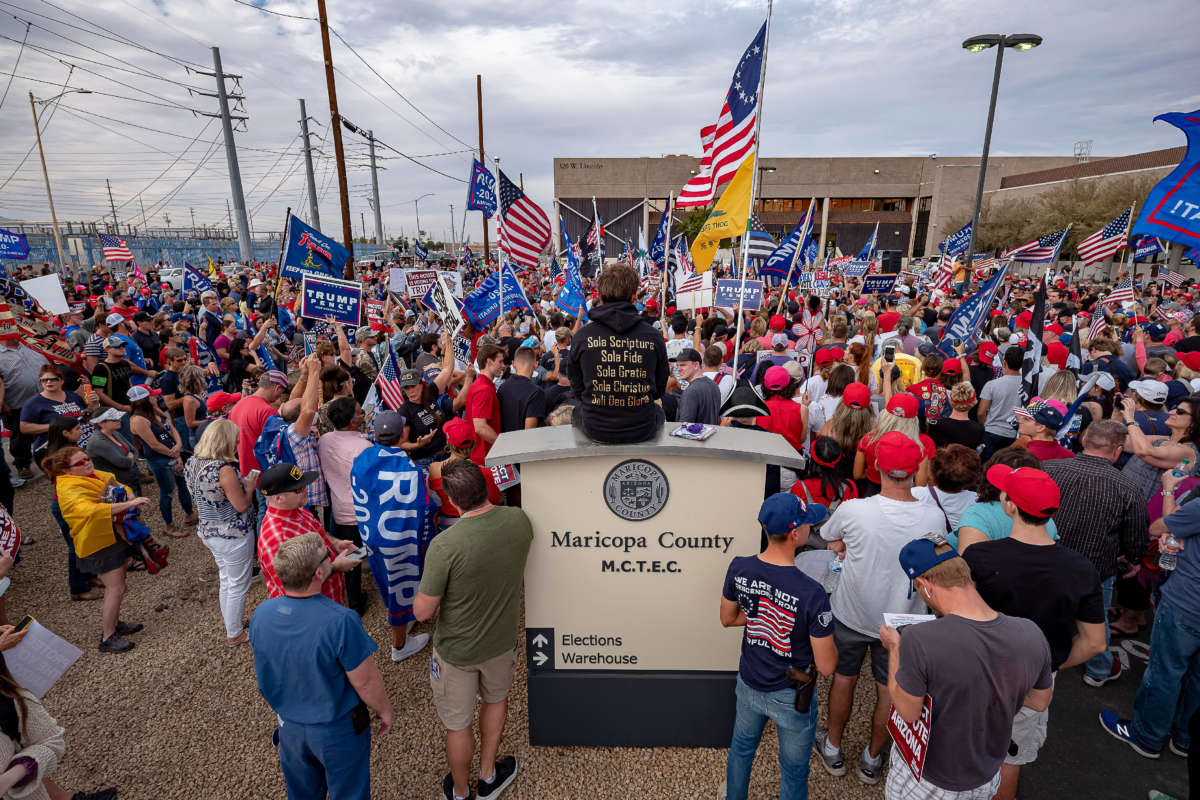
[1160,535,1181,571]
[822,556,843,594]
[1171,458,1192,479]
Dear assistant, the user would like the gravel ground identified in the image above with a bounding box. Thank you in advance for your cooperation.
[10,471,887,800]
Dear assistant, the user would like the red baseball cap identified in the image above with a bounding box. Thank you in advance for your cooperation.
[205,391,242,413]
[764,365,791,391]
[1014,310,1033,330]
[442,417,476,449]
[978,341,999,362]
[1045,323,1064,337]
[942,358,963,375]
[986,464,1060,517]
[885,393,918,419]
[875,431,922,477]
[1180,351,1200,371]
[1045,341,1069,369]
[815,347,845,367]
[769,314,787,331]
[644,298,659,310]
[842,382,870,409]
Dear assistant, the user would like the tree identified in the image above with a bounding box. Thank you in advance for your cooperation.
[676,205,712,245]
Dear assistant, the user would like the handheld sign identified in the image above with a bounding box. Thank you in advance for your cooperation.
[426,273,464,339]
[300,273,363,325]
[0,229,29,260]
[715,279,763,311]
[403,269,439,299]
[861,274,899,295]
[887,697,933,782]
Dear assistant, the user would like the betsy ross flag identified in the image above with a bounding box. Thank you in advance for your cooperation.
[746,215,777,260]
[1077,205,1133,265]
[99,234,133,262]
[1006,226,1071,263]
[677,22,766,207]
[1103,276,1135,306]
[497,169,551,269]
[1162,268,1187,287]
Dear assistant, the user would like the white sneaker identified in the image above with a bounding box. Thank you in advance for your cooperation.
[392,632,429,662]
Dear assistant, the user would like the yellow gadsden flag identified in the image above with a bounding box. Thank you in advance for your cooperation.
[689,156,755,274]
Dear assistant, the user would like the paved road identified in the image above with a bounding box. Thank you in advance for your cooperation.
[1024,625,1189,799]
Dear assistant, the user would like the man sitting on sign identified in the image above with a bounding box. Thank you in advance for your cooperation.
[567,264,668,444]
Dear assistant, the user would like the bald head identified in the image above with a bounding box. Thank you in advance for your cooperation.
[280,399,301,423]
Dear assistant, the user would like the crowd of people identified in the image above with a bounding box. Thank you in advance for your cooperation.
[0,251,1194,799]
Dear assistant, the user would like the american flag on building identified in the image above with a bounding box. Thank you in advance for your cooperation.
[99,234,133,262]
[1005,227,1071,263]
[497,169,551,269]
[1076,206,1133,266]
[1103,277,1136,306]
[1162,268,1187,287]
[746,595,795,656]
[677,23,766,207]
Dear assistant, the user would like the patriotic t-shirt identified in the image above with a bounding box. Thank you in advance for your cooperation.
[723,556,833,692]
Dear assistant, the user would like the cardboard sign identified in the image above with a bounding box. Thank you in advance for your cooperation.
[366,298,385,323]
[438,270,464,298]
[715,279,763,310]
[404,269,439,299]
[426,273,464,338]
[861,274,899,295]
[19,275,68,315]
[490,463,521,491]
[888,696,933,782]
[300,273,363,325]
[389,267,406,293]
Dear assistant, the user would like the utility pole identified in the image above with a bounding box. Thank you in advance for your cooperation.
[208,47,253,263]
[316,0,354,271]
[226,199,233,236]
[448,204,455,256]
[105,179,119,231]
[520,172,524,192]
[476,75,489,264]
[28,92,67,276]
[299,98,321,230]
[189,207,196,234]
[368,130,383,245]
[360,211,366,244]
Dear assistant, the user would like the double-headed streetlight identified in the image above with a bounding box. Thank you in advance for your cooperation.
[961,34,1042,269]
[29,88,91,276]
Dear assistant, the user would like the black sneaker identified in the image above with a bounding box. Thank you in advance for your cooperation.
[71,789,118,800]
[98,635,134,653]
[442,773,475,800]
[477,755,518,799]
[115,620,143,636]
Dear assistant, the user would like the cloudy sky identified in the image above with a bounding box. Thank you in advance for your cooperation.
[1,0,1197,247]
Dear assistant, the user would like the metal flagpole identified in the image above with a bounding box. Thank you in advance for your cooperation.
[732,0,773,372]
[775,197,814,315]
[591,195,602,276]
[660,194,674,340]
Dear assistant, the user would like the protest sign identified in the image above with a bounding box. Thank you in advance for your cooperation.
[19,275,68,314]
[403,269,439,299]
[861,274,899,294]
[438,270,464,298]
[675,271,714,311]
[300,273,363,325]
[887,696,932,781]
[366,298,385,322]
[426,273,464,338]
[0,229,29,260]
[452,333,472,368]
[389,267,406,293]
[843,261,871,278]
[715,279,763,310]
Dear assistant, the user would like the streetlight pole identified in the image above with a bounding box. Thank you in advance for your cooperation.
[756,165,776,215]
[29,89,90,277]
[413,192,433,245]
[962,33,1042,269]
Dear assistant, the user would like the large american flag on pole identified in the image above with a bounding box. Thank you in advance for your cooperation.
[497,169,551,269]
[373,341,406,411]
[1162,268,1187,287]
[1077,205,1132,266]
[99,234,133,262]
[1103,276,1135,306]
[1005,226,1071,263]
[677,22,766,207]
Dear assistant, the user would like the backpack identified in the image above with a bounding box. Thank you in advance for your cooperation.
[252,415,297,471]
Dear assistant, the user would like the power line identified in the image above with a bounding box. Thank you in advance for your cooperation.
[0,70,208,113]
[95,119,216,224]
[229,0,316,21]
[0,31,207,93]
[33,0,207,68]
[0,63,73,193]
[0,18,29,111]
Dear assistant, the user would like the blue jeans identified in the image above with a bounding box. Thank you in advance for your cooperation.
[1133,600,1200,749]
[254,487,268,533]
[725,675,817,800]
[277,711,370,800]
[1085,575,1116,681]
[145,456,193,526]
[51,499,92,595]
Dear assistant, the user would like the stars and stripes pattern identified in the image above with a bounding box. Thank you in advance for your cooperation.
[745,596,795,656]
[1162,268,1187,287]
[677,23,766,207]
[373,342,406,411]
[99,234,133,262]
[1088,309,1108,341]
[676,272,704,294]
[1005,226,1071,263]
[497,169,551,269]
[1103,277,1135,306]
[931,255,955,293]
[1077,206,1133,266]
[746,215,777,260]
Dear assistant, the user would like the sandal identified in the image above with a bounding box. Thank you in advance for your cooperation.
[164,527,189,539]
[227,631,249,647]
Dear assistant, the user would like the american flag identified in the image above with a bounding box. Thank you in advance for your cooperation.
[497,169,551,269]
[1005,226,1071,263]
[1088,309,1108,341]
[1162,268,1187,287]
[746,595,795,656]
[373,342,406,411]
[586,216,605,257]
[677,23,765,207]
[746,215,777,260]
[1077,206,1132,266]
[99,234,133,262]
[676,271,704,294]
[1103,277,1135,306]
[931,254,955,293]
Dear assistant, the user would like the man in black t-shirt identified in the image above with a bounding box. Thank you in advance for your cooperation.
[497,347,545,433]
[963,464,1106,800]
[90,337,135,412]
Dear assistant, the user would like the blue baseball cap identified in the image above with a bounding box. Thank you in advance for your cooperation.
[899,537,960,597]
[757,493,827,536]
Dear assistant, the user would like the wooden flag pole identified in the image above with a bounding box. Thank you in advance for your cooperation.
[476,75,490,266]
[774,197,814,315]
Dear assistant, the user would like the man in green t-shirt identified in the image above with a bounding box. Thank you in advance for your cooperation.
[415,458,532,800]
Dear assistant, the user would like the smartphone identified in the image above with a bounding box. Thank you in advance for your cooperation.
[346,546,368,561]
[883,344,896,363]
[13,614,32,633]
[951,337,962,348]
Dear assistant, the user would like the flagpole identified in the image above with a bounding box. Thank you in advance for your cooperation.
[661,194,674,341]
[591,195,602,277]
[775,197,814,315]
[273,208,292,300]
[733,0,773,373]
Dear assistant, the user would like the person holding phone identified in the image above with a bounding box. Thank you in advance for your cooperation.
[183,420,258,647]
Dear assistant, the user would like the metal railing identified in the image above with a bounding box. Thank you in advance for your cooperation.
[2,221,284,241]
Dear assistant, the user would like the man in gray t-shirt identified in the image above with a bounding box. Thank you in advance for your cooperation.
[674,348,720,425]
[976,346,1025,459]
[880,539,1053,798]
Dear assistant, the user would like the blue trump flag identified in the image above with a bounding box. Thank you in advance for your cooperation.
[461,265,532,327]
[939,221,973,257]
[466,158,497,218]
[937,259,1013,358]
[350,445,437,627]
[280,214,350,283]
[1133,110,1200,249]
[759,209,813,281]
[858,222,879,261]
[1132,234,1164,261]
[0,229,29,260]
[414,241,429,262]
[649,201,674,268]
[182,263,215,295]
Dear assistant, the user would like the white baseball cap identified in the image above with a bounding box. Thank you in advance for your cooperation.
[1128,378,1168,405]
[105,312,125,327]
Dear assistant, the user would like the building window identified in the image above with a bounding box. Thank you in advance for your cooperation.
[880,198,911,212]
[918,196,932,212]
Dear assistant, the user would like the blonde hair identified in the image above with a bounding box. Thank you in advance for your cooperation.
[869,409,920,447]
[273,532,327,592]
[949,381,977,410]
[1040,370,1077,407]
[919,543,973,589]
[193,418,239,462]
[829,403,875,457]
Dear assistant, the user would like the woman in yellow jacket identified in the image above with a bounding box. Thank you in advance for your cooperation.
[41,447,150,654]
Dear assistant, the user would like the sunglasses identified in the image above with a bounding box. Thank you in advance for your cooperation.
[1175,407,1192,416]
[39,376,61,383]
[69,456,92,468]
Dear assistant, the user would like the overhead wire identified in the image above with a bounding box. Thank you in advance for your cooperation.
[0,17,29,110]
[0,63,73,193]
[0,70,210,112]
[0,31,208,93]
[94,118,216,224]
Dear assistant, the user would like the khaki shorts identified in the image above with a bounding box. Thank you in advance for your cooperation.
[429,647,517,731]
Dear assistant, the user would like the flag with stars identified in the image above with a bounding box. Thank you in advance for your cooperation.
[1077,205,1133,266]
[858,222,879,261]
[677,22,766,207]
[1005,226,1071,263]
[746,215,777,260]
[99,234,132,262]
[649,198,675,269]
[1103,276,1135,306]
[497,169,551,270]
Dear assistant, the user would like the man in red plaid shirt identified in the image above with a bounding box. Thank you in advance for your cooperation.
[257,462,361,605]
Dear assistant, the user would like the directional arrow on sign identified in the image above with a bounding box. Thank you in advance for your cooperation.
[533,651,548,666]
[532,634,548,647]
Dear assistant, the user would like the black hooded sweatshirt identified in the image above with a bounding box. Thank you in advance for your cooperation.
[567,300,668,444]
